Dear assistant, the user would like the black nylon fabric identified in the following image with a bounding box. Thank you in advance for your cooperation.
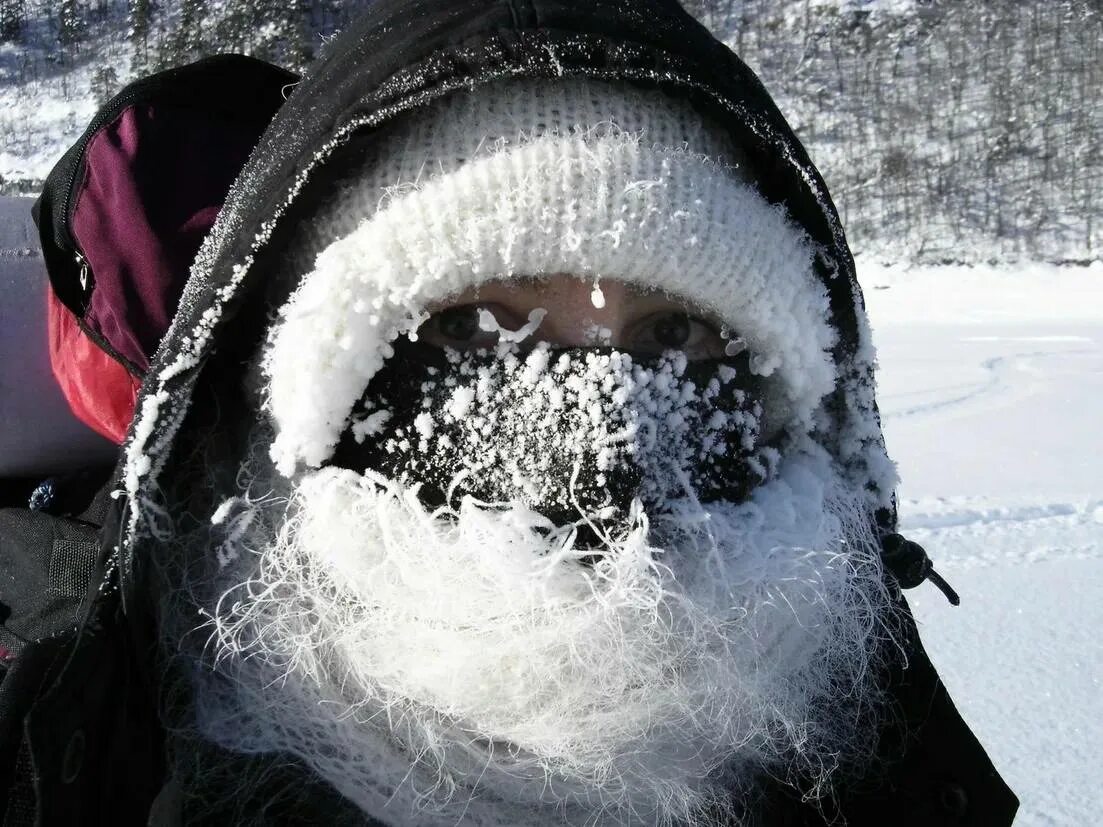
[0,603,164,826]
[0,463,168,825]
[0,468,113,652]
[1,743,35,827]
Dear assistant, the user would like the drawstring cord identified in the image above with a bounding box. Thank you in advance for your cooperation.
[880,533,961,606]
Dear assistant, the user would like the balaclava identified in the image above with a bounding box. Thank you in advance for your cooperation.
[162,76,897,827]
[262,77,837,504]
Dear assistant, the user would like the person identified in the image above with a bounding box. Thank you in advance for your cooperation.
[0,1,1019,825]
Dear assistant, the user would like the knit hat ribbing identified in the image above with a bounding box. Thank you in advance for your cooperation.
[265,78,838,476]
[291,78,744,268]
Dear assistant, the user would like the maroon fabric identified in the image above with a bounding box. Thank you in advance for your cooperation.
[71,105,263,374]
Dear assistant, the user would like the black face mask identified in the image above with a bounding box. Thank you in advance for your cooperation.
[331,338,779,529]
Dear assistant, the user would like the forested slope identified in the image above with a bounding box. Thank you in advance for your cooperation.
[1,0,1099,263]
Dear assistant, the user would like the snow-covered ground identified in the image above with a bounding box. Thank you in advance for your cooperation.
[863,260,1103,827]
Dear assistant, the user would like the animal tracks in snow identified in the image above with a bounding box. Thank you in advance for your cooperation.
[898,496,1103,568]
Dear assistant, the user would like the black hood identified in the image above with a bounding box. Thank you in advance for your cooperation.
[120,0,893,567]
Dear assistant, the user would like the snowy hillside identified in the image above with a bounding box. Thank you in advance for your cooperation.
[864,261,1103,827]
[2,0,1100,264]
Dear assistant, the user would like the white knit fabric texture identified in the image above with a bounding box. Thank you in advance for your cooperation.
[264,78,838,476]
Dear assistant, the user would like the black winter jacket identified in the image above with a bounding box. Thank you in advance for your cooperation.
[0,1,1018,824]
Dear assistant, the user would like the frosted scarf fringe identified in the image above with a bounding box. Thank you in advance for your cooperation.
[183,452,895,826]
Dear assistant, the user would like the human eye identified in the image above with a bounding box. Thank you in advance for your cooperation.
[627,311,726,359]
[416,303,518,349]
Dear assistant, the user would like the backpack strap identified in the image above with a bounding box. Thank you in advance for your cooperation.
[0,586,162,826]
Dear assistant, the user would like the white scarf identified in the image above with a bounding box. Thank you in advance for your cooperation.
[179,446,895,826]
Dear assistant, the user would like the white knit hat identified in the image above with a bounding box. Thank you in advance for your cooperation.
[264,77,837,476]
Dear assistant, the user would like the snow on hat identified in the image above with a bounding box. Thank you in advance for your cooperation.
[263,77,838,477]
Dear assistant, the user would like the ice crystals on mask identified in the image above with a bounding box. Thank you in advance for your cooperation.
[334,339,778,527]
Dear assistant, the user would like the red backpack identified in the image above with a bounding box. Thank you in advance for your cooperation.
[0,57,296,824]
[33,54,297,444]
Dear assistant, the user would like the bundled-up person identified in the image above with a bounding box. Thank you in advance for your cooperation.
[0,1,1017,824]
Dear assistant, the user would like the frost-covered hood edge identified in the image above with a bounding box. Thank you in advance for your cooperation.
[116,0,896,605]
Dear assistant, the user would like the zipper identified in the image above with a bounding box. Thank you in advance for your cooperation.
[71,248,145,378]
[36,54,297,374]
[43,74,196,317]
[75,251,89,292]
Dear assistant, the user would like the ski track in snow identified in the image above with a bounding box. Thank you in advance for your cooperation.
[882,349,1095,421]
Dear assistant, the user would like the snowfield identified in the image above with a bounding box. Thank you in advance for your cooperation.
[863,261,1103,827]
